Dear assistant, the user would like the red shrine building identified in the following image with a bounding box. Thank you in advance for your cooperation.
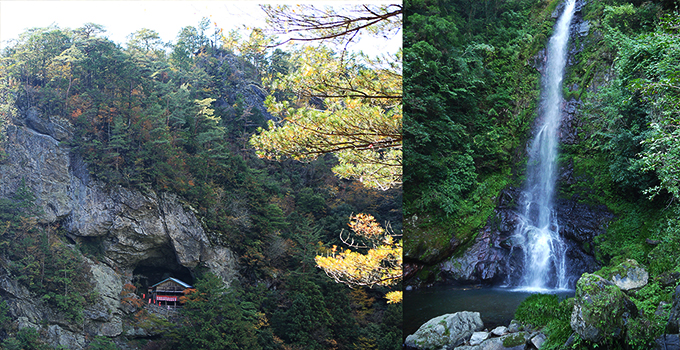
[147,277,192,308]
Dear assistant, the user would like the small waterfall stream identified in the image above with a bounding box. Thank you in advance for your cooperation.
[512,0,576,291]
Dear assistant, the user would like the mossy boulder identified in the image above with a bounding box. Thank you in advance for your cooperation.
[405,311,483,349]
[570,273,638,343]
[501,331,528,348]
[600,259,649,291]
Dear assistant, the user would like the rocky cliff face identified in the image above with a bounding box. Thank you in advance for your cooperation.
[438,188,611,286]
[0,108,238,348]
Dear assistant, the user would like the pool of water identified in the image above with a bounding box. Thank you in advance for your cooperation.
[403,286,574,338]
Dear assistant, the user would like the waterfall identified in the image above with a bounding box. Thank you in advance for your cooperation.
[512,0,576,291]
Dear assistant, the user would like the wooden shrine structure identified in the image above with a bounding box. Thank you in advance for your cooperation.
[147,277,192,309]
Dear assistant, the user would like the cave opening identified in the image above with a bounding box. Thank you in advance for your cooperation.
[132,258,194,296]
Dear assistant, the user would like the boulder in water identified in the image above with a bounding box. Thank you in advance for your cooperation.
[454,337,517,350]
[405,311,484,349]
[570,273,638,343]
[507,320,522,333]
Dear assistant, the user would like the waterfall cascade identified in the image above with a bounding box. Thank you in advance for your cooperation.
[511,0,576,291]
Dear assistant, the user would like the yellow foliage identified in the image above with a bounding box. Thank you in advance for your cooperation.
[385,291,402,304]
[315,213,402,302]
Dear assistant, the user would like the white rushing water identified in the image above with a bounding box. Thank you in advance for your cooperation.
[513,0,576,291]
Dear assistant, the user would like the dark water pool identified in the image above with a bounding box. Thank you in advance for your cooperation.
[403,286,574,337]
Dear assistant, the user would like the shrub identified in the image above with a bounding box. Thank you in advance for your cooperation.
[514,294,561,327]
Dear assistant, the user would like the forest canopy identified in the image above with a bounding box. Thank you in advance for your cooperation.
[0,9,402,349]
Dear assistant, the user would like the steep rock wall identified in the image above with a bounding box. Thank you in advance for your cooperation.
[0,108,238,347]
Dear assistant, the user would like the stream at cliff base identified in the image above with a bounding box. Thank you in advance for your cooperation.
[403,286,574,338]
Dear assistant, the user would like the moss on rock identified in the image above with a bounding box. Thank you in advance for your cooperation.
[571,273,638,344]
[502,332,527,347]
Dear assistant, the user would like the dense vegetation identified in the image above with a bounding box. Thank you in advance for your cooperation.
[0,19,401,349]
[548,1,679,348]
[404,0,566,265]
[406,0,679,348]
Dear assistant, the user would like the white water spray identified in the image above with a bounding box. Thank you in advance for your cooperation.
[513,0,576,291]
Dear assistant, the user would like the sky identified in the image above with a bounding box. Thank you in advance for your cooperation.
[0,1,401,56]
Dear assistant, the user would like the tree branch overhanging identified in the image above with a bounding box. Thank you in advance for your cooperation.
[262,4,403,48]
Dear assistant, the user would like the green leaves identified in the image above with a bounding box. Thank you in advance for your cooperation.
[176,273,262,350]
[251,44,402,190]
[589,9,680,200]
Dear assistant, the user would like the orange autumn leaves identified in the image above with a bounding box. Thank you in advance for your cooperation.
[315,213,402,303]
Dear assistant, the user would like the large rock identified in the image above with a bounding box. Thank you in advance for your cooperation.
[570,273,638,343]
[500,331,529,349]
[435,189,611,287]
[0,124,72,223]
[85,259,124,336]
[606,259,649,291]
[667,284,680,334]
[491,326,507,336]
[559,98,581,145]
[64,182,239,285]
[440,225,510,284]
[44,324,86,349]
[22,107,72,141]
[556,199,613,244]
[160,192,210,268]
[212,53,273,122]
[454,331,527,350]
[405,311,484,349]
[404,214,460,265]
[1,113,239,283]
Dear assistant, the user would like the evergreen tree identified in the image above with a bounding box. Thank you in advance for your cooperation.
[175,273,261,350]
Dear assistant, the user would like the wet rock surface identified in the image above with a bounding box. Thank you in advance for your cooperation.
[437,187,610,286]
[559,98,582,145]
[440,224,511,285]
[655,334,680,350]
[555,198,613,244]
[404,213,461,266]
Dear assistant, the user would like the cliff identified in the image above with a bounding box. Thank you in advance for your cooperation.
[0,108,238,348]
